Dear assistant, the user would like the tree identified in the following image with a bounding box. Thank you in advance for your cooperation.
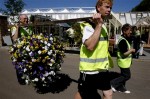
[0,0,25,16]
[131,0,150,12]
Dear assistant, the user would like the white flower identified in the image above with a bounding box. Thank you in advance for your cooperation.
[29,52,33,56]
[25,79,29,84]
[24,68,27,72]
[40,40,43,43]
[58,67,61,70]
[47,43,51,47]
[32,59,36,62]
[49,71,55,75]
[10,48,14,52]
[34,78,39,82]
[26,46,30,51]
[23,46,26,49]
[44,46,48,50]
[43,72,49,77]
[51,59,55,63]
[48,51,52,55]
[38,50,42,54]
[53,53,56,57]
[12,57,17,62]
[47,62,53,66]
[44,41,48,44]
[22,59,25,62]
[17,39,21,43]
[50,37,53,41]
[42,77,45,81]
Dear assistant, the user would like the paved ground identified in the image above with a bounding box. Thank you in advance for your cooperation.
[144,48,150,54]
[0,46,150,99]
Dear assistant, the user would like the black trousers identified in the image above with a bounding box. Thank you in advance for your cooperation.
[110,68,131,90]
[78,71,111,99]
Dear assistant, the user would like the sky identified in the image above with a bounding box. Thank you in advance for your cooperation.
[0,0,142,13]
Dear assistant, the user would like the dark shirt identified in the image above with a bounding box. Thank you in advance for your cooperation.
[118,39,128,53]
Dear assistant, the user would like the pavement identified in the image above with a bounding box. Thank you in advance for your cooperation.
[0,46,150,99]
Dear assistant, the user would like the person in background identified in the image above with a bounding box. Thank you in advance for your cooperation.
[74,0,114,99]
[11,14,33,41]
[132,26,141,59]
[111,23,135,94]
[11,14,33,85]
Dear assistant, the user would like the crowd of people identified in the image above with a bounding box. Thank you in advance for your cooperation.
[9,0,148,99]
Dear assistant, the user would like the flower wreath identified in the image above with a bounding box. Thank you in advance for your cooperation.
[9,33,65,88]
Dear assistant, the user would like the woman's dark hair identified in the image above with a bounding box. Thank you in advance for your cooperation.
[121,23,132,33]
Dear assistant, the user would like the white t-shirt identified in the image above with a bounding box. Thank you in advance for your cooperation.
[82,24,107,44]
[82,26,94,43]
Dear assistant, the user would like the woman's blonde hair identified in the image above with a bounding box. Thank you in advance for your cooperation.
[95,0,113,12]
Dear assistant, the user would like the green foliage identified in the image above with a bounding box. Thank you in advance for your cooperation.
[72,22,83,47]
[0,0,25,15]
[131,0,150,12]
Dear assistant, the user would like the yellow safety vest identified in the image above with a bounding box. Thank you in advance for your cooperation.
[79,22,113,71]
[117,36,132,68]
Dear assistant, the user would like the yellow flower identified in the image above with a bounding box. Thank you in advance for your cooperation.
[36,58,41,62]
[42,59,46,63]
[44,38,48,41]
[32,35,36,38]
[30,46,34,50]
[17,44,22,49]
[13,52,18,58]
[41,50,47,54]
[27,36,31,39]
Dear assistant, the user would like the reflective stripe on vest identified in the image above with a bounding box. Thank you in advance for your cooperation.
[79,23,112,71]
[99,36,108,41]
[80,57,108,63]
[117,36,132,68]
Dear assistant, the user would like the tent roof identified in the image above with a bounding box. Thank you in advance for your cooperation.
[135,16,150,26]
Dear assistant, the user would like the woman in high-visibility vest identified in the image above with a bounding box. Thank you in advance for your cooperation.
[111,23,135,94]
[74,0,114,99]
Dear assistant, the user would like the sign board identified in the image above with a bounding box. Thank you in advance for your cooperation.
[3,35,12,45]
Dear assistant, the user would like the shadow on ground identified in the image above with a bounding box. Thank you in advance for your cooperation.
[17,73,74,94]
[35,73,73,94]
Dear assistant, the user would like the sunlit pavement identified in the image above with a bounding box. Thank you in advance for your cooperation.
[0,46,150,99]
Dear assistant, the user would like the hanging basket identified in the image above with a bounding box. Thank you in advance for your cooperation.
[9,33,65,88]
